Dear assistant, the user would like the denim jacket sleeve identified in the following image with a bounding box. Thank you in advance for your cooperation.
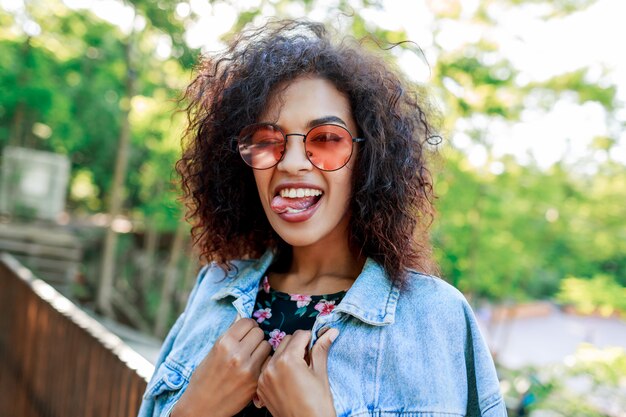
[136,264,210,417]
[460,296,507,416]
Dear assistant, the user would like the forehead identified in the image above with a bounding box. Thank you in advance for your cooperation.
[259,76,355,129]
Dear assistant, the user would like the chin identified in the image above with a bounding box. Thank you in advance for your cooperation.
[266,211,351,250]
[269,222,324,247]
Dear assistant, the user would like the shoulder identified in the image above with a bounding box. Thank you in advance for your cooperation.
[196,258,257,285]
[387,272,506,415]
[392,270,482,338]
[187,258,259,302]
[200,248,275,283]
[400,270,471,312]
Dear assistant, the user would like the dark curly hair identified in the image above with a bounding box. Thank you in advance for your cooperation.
[177,19,439,287]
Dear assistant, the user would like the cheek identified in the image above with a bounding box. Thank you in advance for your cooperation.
[327,169,354,209]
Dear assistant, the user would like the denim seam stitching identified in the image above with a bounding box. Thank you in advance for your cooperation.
[480,393,505,413]
[382,280,400,320]
[373,320,384,406]
[166,357,195,383]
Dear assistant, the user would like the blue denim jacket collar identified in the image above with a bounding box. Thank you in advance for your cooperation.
[210,249,275,300]
[210,249,400,326]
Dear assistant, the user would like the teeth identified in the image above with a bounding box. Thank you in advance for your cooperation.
[279,188,323,198]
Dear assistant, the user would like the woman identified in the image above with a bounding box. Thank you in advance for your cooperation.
[138,20,507,417]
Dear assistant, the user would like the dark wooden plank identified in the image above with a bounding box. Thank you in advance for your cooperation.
[1,254,149,417]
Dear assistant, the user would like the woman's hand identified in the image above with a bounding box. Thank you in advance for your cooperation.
[255,328,339,417]
[171,318,272,417]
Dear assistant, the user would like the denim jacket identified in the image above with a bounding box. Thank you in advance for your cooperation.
[138,249,507,417]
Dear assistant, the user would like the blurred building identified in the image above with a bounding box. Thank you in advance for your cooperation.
[0,146,69,220]
[0,146,80,295]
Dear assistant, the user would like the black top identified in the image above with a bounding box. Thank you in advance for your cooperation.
[234,275,348,417]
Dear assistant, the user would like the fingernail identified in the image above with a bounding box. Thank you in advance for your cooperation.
[328,328,339,343]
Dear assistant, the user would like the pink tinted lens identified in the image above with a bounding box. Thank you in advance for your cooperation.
[306,125,353,170]
[238,124,284,169]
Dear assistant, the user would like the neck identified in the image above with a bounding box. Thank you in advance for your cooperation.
[273,222,366,294]
[291,240,363,283]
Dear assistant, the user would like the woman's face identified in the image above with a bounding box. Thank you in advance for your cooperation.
[252,75,359,248]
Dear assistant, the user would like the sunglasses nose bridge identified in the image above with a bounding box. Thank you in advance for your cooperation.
[277,133,312,172]
[284,133,306,142]
[282,133,307,152]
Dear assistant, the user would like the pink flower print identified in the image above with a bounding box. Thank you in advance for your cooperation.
[314,299,337,316]
[259,275,270,293]
[253,308,272,324]
[268,329,286,350]
[290,294,312,308]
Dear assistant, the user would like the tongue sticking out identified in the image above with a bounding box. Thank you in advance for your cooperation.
[271,195,321,213]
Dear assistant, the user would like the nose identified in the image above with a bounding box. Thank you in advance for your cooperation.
[276,134,313,174]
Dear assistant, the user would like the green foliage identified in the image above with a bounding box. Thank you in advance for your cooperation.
[529,69,617,110]
[127,0,197,68]
[556,275,626,317]
[0,1,188,224]
[0,6,126,201]
[433,148,626,301]
[436,49,523,122]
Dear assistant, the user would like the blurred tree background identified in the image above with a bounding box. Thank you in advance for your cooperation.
[0,0,624,413]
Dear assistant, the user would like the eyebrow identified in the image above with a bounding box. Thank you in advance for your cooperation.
[306,116,348,129]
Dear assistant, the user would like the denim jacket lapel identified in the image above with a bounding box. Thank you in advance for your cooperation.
[334,257,400,326]
[209,249,276,318]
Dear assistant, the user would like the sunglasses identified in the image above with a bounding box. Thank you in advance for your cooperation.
[237,123,365,171]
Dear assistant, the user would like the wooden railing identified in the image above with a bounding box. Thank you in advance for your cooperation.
[0,223,82,295]
[0,252,154,417]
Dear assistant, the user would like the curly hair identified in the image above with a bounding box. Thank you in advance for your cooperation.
[176,19,439,287]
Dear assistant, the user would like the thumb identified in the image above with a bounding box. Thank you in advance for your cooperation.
[254,355,272,408]
[310,328,339,376]
[253,392,265,409]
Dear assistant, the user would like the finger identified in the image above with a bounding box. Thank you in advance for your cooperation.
[228,318,258,342]
[310,328,339,376]
[252,392,264,409]
[282,330,311,358]
[240,326,266,357]
[251,339,272,365]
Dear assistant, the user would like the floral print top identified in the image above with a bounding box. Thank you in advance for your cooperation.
[234,275,348,417]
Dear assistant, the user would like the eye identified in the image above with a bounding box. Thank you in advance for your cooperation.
[251,132,284,147]
[253,139,282,147]
[309,132,343,143]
